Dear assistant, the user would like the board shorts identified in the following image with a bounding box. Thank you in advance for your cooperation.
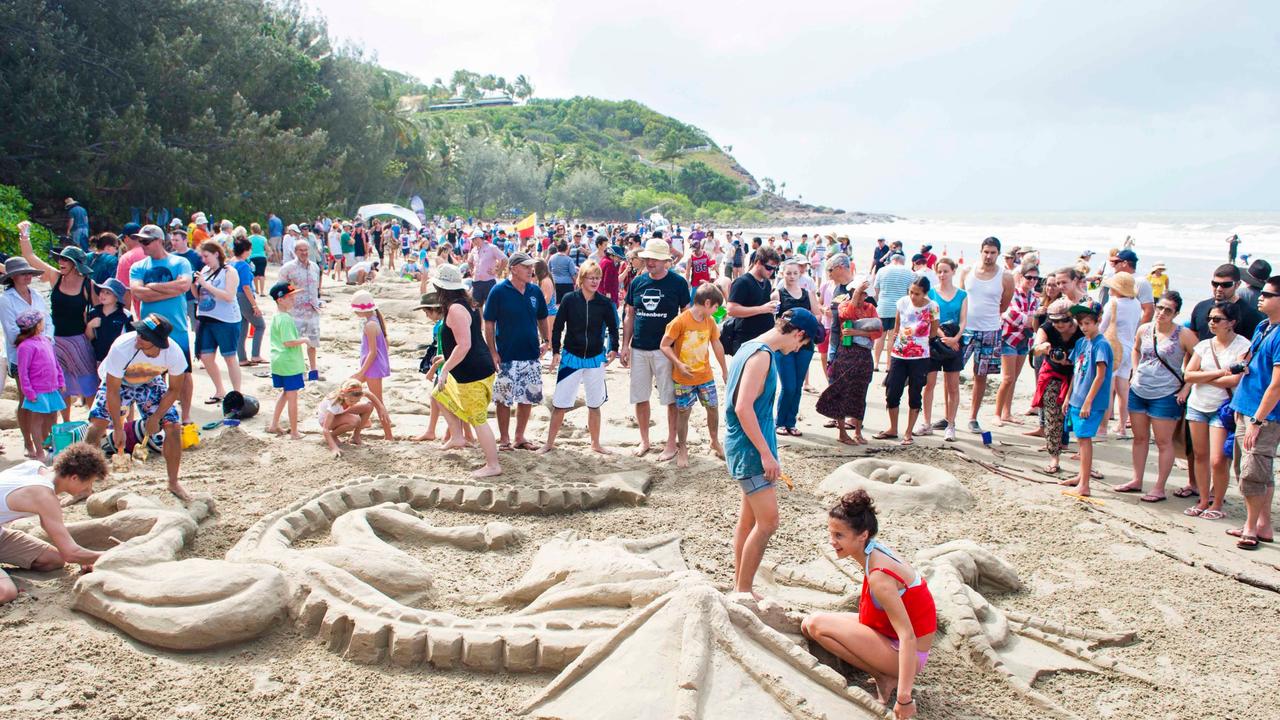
[552,363,607,410]
[271,373,305,391]
[493,360,544,406]
[674,380,718,410]
[433,373,495,427]
[963,329,1002,376]
[289,309,320,345]
[0,527,54,569]
[89,377,181,426]
[630,348,675,406]
[1069,404,1103,440]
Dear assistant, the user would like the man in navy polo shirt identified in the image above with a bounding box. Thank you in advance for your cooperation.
[1229,274,1280,550]
[483,252,550,450]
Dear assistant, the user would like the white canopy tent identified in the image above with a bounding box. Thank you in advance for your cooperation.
[355,203,423,230]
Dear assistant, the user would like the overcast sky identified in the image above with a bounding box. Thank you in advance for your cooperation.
[307,0,1279,214]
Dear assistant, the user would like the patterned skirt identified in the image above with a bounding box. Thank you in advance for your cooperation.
[817,344,874,421]
[54,334,99,398]
[433,374,495,427]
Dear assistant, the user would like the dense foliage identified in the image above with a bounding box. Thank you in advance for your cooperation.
[0,185,54,257]
[0,0,762,225]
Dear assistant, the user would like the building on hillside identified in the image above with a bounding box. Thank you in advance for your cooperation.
[428,93,515,111]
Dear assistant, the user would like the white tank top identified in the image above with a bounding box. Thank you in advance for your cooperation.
[964,265,1005,332]
[0,461,54,526]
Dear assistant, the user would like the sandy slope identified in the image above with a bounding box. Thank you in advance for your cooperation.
[1,269,1276,719]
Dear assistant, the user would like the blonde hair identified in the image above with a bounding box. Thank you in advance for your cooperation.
[576,259,602,287]
[232,226,248,240]
[326,379,364,406]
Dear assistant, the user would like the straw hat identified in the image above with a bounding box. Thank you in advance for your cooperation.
[1104,271,1137,298]
[638,238,672,261]
[350,290,378,313]
[430,264,466,291]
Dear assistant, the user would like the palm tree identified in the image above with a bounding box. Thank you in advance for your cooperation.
[513,75,534,102]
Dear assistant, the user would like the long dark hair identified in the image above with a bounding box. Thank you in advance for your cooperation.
[829,489,878,538]
[437,287,474,317]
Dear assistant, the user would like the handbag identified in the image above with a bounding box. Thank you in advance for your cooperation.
[929,322,961,361]
[720,316,743,356]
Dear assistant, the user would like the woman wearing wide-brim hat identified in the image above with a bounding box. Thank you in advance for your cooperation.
[429,265,502,478]
[0,248,53,456]
[1098,271,1141,440]
[15,222,100,420]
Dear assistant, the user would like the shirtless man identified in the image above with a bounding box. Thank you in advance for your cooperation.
[0,443,110,604]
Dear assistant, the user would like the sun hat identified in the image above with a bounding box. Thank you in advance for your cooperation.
[168,218,183,229]
[413,291,443,310]
[1,257,43,283]
[1151,262,1167,272]
[135,313,173,349]
[782,308,827,345]
[192,212,208,226]
[15,309,44,330]
[1244,259,1272,290]
[1104,271,1137,298]
[430,264,467,291]
[56,246,92,276]
[638,238,673,261]
[286,224,300,234]
[94,278,127,303]
[350,290,378,312]
[269,281,300,301]
[606,244,626,259]
[64,197,77,208]
[508,252,536,267]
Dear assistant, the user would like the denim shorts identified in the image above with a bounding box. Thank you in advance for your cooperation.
[1128,389,1183,420]
[197,317,240,357]
[1000,342,1029,356]
[1185,406,1226,428]
[736,473,775,496]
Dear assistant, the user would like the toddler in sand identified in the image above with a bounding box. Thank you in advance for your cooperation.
[660,283,728,467]
[317,379,393,458]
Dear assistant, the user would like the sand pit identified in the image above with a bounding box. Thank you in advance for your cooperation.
[2,269,1277,720]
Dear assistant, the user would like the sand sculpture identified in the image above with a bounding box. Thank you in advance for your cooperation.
[817,458,974,511]
[62,469,1147,720]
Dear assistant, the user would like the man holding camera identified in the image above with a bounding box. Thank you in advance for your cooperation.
[1229,274,1280,551]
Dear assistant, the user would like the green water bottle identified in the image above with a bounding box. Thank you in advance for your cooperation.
[841,320,853,347]
[713,305,727,323]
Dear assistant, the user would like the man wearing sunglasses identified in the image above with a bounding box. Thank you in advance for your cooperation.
[725,246,783,348]
[127,225,195,427]
[1228,275,1280,550]
[1188,264,1263,342]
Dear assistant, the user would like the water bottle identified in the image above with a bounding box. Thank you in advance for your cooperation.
[841,320,854,347]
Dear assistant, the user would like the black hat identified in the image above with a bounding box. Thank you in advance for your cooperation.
[1244,259,1273,290]
[270,281,301,301]
[136,313,173,349]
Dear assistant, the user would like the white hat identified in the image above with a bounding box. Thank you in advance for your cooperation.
[193,212,208,225]
[430,264,466,291]
[638,238,672,261]
[350,290,378,312]
[168,218,183,228]
[286,224,300,234]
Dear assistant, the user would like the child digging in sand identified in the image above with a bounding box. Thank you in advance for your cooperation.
[317,379,392,458]
[660,283,729,467]
[1063,301,1113,497]
[266,282,309,438]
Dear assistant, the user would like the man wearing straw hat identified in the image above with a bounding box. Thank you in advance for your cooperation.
[64,198,90,251]
[623,237,691,459]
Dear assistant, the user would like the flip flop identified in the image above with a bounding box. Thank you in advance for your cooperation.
[1037,465,1062,476]
[1090,469,1104,480]
[787,428,803,437]
[900,437,914,446]
[204,396,223,405]
[1139,494,1167,503]
[1237,536,1260,550]
[1183,506,1206,517]
[498,442,514,452]
[1234,528,1280,542]
[1172,486,1199,499]
[513,440,538,451]
[872,431,898,440]
[1111,484,1143,493]
[823,419,838,428]
[1200,509,1226,520]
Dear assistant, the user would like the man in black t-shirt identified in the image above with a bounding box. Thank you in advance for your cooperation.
[726,246,782,349]
[871,238,891,273]
[1188,263,1263,341]
[623,238,691,459]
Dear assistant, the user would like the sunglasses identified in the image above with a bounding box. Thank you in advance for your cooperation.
[1211,280,1236,289]
[1207,316,1230,323]
[764,264,779,273]
[1261,290,1280,299]
[1156,305,1177,314]
[1052,317,1073,324]
[137,237,156,245]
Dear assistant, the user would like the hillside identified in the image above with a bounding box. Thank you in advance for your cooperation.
[0,0,875,229]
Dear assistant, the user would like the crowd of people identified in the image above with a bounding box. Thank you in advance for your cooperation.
[1,207,1276,718]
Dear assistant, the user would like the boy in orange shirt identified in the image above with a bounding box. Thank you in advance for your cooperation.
[661,283,729,467]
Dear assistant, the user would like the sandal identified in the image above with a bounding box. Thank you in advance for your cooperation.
[1172,486,1199,499]
[787,427,803,437]
[1111,484,1143,493]
[498,442,514,452]
[1038,465,1062,476]
[1199,509,1226,520]
[872,431,898,440]
[1090,469,1104,480]
[1231,527,1279,542]
[1237,535,1260,550]
[513,440,539,451]
[1139,494,1167,503]
[823,419,839,428]
[204,396,223,405]
[1183,506,1206,517]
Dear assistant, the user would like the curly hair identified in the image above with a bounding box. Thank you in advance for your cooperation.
[54,443,110,482]
[829,488,878,538]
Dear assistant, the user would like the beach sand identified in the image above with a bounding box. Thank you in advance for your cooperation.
[1,269,1276,719]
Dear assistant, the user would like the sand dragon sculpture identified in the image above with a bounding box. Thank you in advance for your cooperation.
[54,463,1151,720]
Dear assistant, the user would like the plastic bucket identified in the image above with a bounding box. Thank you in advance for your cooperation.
[181,422,200,449]
[50,420,88,455]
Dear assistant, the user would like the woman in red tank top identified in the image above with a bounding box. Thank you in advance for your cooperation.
[800,489,936,719]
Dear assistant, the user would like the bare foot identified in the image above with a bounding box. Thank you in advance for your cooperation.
[657,446,678,462]
[854,434,868,445]
[536,444,554,455]
[290,432,302,440]
[1059,476,1080,487]
[350,434,363,446]
[168,482,193,502]
[838,435,857,446]
[676,448,689,468]
[266,425,285,436]
[591,444,615,455]
[710,443,725,460]
[471,463,502,478]
[632,442,651,457]
[874,675,896,705]
[1023,427,1045,437]
[415,431,437,442]
[439,441,466,451]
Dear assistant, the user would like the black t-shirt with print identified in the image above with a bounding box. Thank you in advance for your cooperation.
[627,272,691,351]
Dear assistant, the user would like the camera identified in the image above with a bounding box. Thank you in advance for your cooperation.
[1050,347,1067,362]
[1229,362,1246,375]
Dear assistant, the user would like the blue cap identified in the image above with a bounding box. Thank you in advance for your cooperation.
[120,222,141,237]
[783,307,827,345]
[1115,249,1139,265]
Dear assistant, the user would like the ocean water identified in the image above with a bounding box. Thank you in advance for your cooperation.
[742,211,1280,309]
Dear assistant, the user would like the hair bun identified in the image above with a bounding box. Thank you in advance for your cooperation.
[840,488,874,515]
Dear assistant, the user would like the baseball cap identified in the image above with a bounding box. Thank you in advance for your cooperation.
[269,281,300,301]
[121,222,142,237]
[1115,249,1139,265]
[508,252,536,267]
[1069,301,1104,318]
[135,313,173,349]
[783,308,827,345]
[135,224,165,243]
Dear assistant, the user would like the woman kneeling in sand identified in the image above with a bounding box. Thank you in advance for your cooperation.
[801,490,935,718]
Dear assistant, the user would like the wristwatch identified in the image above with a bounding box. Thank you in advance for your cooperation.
[1250,417,1268,427]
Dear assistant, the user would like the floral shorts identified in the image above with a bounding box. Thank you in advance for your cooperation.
[493,360,544,407]
[674,380,719,410]
[88,377,180,426]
